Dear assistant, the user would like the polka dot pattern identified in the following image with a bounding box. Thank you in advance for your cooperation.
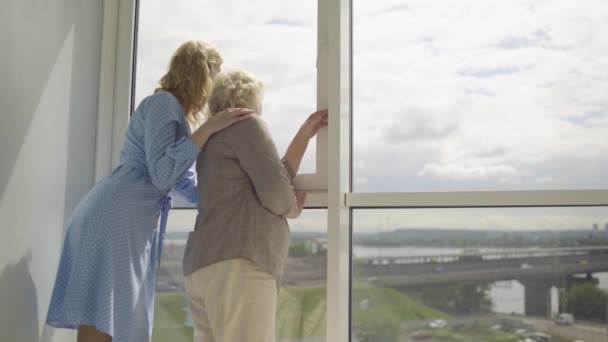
[46,92,200,341]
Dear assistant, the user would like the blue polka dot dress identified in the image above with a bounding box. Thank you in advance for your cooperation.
[46,92,200,341]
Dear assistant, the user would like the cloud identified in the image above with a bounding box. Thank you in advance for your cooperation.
[386,110,458,142]
[496,30,551,50]
[565,109,608,127]
[266,17,305,27]
[463,87,494,97]
[459,66,526,78]
[419,162,517,181]
[498,37,533,50]
[371,4,412,18]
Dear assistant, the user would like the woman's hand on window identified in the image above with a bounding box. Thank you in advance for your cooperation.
[284,109,328,174]
[297,109,328,140]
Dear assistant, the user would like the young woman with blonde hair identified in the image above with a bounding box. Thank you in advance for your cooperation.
[45,41,253,342]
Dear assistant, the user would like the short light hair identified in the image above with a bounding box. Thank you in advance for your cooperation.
[207,70,264,117]
[156,41,223,125]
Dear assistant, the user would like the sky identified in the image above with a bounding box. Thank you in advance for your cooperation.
[135,0,608,233]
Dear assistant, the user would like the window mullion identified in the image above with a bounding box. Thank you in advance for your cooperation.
[95,0,120,182]
[111,0,136,169]
[325,0,352,341]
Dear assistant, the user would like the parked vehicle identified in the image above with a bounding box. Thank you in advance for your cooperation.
[432,265,445,273]
[428,319,447,329]
[555,313,574,325]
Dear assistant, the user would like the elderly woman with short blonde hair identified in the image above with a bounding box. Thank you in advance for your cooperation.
[183,70,327,342]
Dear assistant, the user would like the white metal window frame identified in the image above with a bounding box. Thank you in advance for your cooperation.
[95,1,608,342]
[95,0,136,182]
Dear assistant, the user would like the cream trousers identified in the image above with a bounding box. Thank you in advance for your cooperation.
[185,258,277,342]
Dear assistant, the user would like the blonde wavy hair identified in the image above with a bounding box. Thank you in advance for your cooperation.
[156,41,223,127]
[208,70,264,117]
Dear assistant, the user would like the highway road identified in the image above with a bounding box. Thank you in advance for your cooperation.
[519,316,606,342]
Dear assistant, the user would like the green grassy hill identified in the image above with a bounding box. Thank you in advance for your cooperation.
[153,292,193,341]
[277,286,327,339]
[153,285,445,341]
[353,283,446,321]
[352,284,447,342]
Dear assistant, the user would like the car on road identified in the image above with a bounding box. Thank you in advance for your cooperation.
[554,313,574,325]
[432,265,445,273]
[490,324,502,330]
[428,319,447,329]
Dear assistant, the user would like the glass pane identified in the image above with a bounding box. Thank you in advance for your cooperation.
[153,210,195,341]
[280,209,328,342]
[352,208,608,342]
[353,1,608,192]
[135,0,318,174]
[154,209,327,342]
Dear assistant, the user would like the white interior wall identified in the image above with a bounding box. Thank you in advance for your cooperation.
[0,1,103,341]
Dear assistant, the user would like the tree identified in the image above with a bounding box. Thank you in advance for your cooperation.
[564,283,607,322]
[289,240,310,257]
[354,311,399,342]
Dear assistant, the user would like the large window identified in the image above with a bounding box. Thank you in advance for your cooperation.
[99,0,608,341]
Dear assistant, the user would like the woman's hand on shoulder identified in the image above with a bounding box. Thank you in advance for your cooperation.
[203,108,254,135]
[190,108,253,148]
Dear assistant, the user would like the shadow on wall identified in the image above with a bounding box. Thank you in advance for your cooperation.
[0,252,40,342]
[0,0,100,205]
[0,252,58,341]
[62,0,103,231]
[1,0,72,200]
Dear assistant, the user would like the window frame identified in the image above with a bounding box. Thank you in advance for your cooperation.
[96,1,608,342]
[95,0,136,182]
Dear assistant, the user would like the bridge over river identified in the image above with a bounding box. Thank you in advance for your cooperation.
[284,245,608,316]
